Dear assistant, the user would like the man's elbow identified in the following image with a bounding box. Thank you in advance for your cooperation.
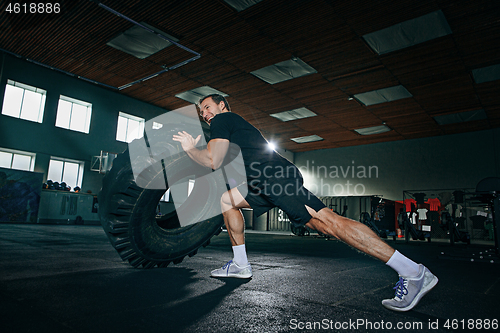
[211,158,223,170]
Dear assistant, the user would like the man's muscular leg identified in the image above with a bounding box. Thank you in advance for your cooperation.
[304,207,421,279]
[211,188,253,278]
[304,206,437,312]
[305,207,394,262]
[220,188,251,246]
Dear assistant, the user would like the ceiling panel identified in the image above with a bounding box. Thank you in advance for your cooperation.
[0,0,498,152]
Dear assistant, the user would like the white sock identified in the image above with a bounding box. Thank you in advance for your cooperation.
[232,244,249,266]
[386,250,420,277]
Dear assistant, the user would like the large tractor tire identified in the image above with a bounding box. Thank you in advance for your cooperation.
[98,127,225,268]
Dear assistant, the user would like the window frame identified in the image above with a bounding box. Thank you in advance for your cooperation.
[47,157,85,188]
[55,95,93,134]
[1,79,46,123]
[160,188,171,202]
[116,111,145,143]
[0,147,36,172]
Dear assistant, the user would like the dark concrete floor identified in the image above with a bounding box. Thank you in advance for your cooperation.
[0,224,499,333]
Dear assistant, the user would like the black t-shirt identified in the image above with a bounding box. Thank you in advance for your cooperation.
[209,112,293,182]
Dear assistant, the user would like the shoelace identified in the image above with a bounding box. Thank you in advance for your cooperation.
[393,277,409,300]
[222,260,233,275]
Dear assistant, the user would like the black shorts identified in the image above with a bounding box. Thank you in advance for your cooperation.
[238,177,326,227]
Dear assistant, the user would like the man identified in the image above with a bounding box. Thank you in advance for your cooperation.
[172,94,438,312]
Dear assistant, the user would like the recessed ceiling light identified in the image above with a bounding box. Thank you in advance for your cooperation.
[433,109,487,125]
[353,85,412,106]
[363,10,452,55]
[107,22,179,59]
[223,0,264,12]
[251,57,317,85]
[290,135,323,143]
[175,86,229,104]
[270,107,317,122]
[152,122,163,130]
[472,64,500,84]
[354,124,392,135]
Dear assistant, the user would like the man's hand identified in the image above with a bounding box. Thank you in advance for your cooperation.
[172,131,202,152]
[172,131,212,168]
[172,132,229,170]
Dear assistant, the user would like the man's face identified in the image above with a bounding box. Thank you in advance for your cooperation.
[199,97,225,125]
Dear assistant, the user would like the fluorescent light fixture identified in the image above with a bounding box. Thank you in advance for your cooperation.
[223,0,264,11]
[433,109,487,125]
[354,124,391,135]
[290,135,323,143]
[107,22,179,59]
[353,85,412,106]
[175,86,229,104]
[251,57,317,84]
[270,107,317,122]
[363,10,452,55]
[472,64,500,84]
[152,122,163,130]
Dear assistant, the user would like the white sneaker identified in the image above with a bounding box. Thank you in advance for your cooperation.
[211,260,252,279]
[382,264,438,312]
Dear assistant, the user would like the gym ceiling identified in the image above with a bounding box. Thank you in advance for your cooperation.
[1,0,499,152]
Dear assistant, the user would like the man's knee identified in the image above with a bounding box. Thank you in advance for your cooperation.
[306,208,345,236]
[220,191,232,209]
[221,189,250,210]
[322,209,352,227]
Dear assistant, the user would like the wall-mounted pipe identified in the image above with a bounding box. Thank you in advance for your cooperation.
[93,0,201,90]
[0,1,202,92]
[0,48,119,90]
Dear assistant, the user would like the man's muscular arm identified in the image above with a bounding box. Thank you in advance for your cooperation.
[172,131,229,169]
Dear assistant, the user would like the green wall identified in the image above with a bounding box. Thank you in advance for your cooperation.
[294,128,500,201]
[0,53,169,193]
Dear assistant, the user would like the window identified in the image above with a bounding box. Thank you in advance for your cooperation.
[160,179,194,202]
[160,188,171,202]
[1,79,46,123]
[47,158,84,188]
[188,179,195,196]
[55,95,92,133]
[116,112,145,143]
[0,148,36,171]
[152,121,163,130]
